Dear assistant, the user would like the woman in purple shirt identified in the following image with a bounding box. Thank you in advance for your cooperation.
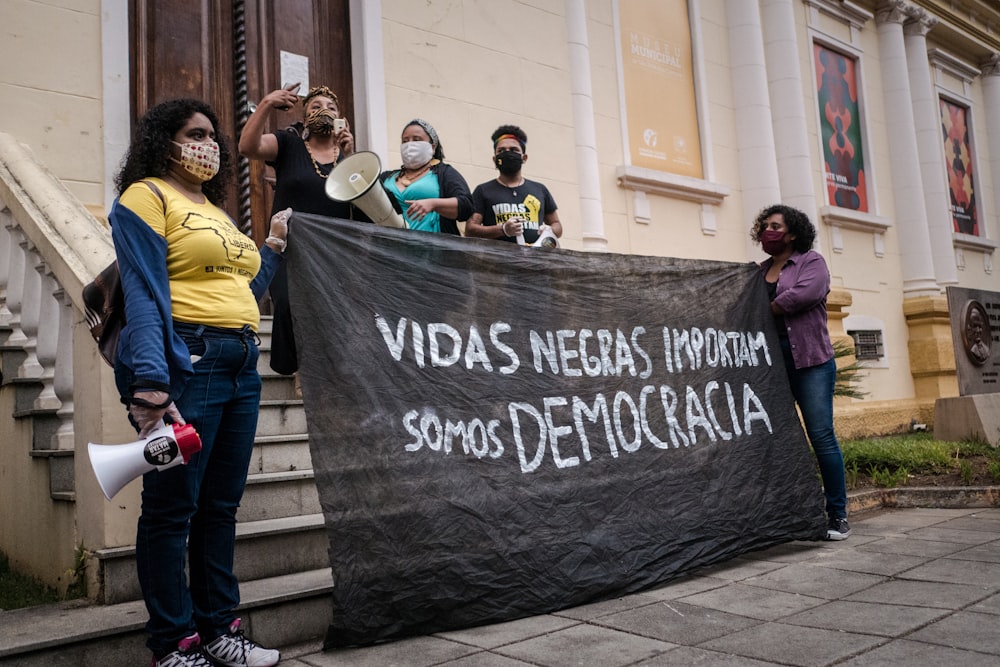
[752,204,850,541]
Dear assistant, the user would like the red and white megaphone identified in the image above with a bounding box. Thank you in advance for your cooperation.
[88,421,202,500]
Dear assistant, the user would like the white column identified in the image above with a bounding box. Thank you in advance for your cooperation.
[101,0,131,210]
[875,1,939,296]
[982,55,1000,245]
[904,10,957,286]
[565,0,607,251]
[761,0,820,226]
[727,0,782,255]
[350,0,389,161]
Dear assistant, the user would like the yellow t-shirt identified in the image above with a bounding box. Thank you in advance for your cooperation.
[119,178,262,330]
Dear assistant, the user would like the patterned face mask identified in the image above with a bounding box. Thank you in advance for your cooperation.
[305,108,339,136]
[171,140,220,182]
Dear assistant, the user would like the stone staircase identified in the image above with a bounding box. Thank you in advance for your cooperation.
[0,317,335,665]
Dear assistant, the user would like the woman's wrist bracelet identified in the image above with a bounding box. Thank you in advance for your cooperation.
[265,236,287,253]
[130,394,173,409]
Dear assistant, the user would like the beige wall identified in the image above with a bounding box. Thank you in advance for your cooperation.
[0,0,105,208]
[1,0,997,411]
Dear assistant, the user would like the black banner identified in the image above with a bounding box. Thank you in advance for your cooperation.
[286,214,827,648]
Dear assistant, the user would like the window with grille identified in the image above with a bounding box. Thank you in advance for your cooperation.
[848,330,883,360]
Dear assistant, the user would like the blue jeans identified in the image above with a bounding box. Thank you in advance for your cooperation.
[116,322,261,657]
[781,339,848,520]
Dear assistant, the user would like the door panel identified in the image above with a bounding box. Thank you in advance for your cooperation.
[243,0,353,239]
[130,0,352,242]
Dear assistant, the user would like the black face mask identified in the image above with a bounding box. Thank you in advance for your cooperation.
[494,150,523,175]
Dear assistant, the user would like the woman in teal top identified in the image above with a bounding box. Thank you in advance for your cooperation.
[380,119,473,234]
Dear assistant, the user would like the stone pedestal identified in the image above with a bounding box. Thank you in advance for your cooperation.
[934,394,1000,445]
[903,295,959,401]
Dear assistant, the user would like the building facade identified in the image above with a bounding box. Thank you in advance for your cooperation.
[1,0,999,589]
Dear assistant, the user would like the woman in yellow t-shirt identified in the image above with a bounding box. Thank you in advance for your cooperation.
[110,98,286,667]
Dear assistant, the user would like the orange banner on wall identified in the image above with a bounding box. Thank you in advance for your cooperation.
[618,0,702,178]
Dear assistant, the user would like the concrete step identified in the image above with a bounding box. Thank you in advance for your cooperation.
[260,370,296,400]
[249,433,312,475]
[93,514,328,605]
[240,470,320,522]
[257,400,307,438]
[0,568,333,666]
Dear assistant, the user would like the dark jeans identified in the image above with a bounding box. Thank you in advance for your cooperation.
[781,339,848,520]
[268,263,297,375]
[116,322,261,657]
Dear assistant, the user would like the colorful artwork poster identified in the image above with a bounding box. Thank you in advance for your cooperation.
[618,0,702,178]
[940,99,979,236]
[814,44,868,212]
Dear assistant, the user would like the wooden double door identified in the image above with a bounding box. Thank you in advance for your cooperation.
[129,0,352,242]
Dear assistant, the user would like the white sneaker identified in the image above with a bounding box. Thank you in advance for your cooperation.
[203,618,280,667]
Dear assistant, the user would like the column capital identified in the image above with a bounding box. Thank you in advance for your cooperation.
[982,53,1000,77]
[903,8,938,37]
[875,0,909,26]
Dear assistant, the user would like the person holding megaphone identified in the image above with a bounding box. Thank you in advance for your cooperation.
[240,84,359,380]
[379,118,473,235]
[111,99,285,666]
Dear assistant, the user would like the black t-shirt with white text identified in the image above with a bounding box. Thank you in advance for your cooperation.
[471,178,557,244]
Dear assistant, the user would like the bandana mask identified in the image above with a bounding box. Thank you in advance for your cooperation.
[305,108,339,136]
[759,229,789,256]
[171,140,220,182]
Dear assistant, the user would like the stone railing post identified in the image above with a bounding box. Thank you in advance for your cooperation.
[35,267,61,410]
[2,222,27,347]
[17,241,44,378]
[52,287,76,450]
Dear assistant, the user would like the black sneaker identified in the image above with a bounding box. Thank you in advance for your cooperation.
[826,517,851,541]
[152,633,213,667]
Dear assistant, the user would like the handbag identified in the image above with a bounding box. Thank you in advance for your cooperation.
[83,180,166,367]
[83,261,124,366]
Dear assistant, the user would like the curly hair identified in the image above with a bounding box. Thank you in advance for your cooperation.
[750,204,816,253]
[115,98,233,205]
[491,124,527,151]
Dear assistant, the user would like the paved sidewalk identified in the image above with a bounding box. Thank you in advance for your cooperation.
[278,507,1000,666]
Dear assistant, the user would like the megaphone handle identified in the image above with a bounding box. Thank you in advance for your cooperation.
[516,233,526,246]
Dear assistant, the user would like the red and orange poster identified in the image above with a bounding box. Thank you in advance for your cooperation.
[814,43,868,212]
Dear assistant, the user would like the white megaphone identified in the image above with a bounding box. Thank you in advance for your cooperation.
[325,151,407,229]
[88,421,202,500]
[516,224,560,249]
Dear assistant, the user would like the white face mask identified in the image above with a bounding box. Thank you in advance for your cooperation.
[400,141,434,169]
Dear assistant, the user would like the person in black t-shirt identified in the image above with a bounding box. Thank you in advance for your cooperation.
[466,124,562,245]
[239,84,357,377]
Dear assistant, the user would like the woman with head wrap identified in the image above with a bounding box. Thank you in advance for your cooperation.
[380,118,473,234]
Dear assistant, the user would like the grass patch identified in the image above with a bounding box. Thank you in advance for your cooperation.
[0,552,60,610]
[842,433,955,472]
[841,432,1000,489]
